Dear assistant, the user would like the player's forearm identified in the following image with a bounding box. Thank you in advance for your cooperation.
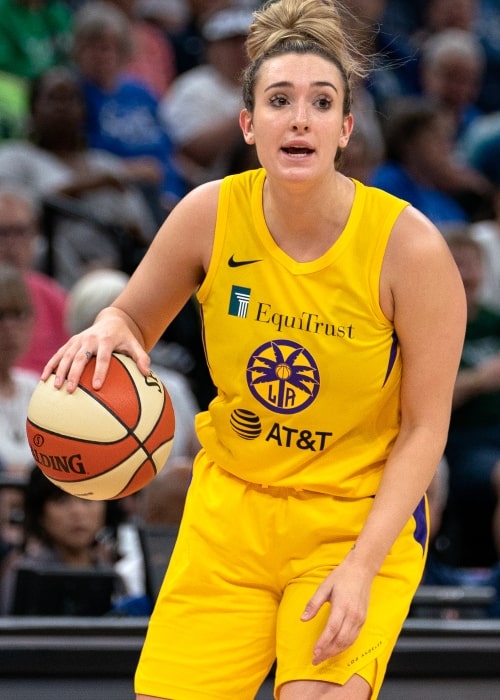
[347,425,444,577]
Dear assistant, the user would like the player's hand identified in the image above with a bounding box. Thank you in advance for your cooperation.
[41,315,150,393]
[301,554,373,665]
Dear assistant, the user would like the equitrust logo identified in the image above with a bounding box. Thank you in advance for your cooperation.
[228,285,251,318]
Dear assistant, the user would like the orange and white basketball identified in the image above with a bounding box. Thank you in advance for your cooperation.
[26,353,175,500]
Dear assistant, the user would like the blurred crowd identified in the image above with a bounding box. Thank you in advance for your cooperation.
[0,0,500,617]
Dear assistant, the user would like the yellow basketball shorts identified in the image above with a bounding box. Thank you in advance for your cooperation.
[135,451,428,699]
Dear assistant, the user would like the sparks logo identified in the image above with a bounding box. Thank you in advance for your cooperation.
[228,285,251,318]
[246,339,320,414]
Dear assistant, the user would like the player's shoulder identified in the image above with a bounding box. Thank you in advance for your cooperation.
[177,170,264,230]
[174,179,222,218]
[160,180,223,272]
[390,205,451,261]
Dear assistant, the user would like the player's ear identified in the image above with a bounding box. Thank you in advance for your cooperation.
[339,113,354,149]
[240,109,255,145]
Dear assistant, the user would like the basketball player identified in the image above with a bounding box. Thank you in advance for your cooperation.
[43,1,466,697]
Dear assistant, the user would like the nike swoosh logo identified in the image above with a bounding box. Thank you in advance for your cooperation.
[228,255,263,267]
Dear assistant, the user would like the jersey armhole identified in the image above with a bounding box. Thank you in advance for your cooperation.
[197,175,233,304]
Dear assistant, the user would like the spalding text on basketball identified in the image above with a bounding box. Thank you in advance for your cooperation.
[30,448,87,474]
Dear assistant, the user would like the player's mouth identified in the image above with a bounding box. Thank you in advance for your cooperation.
[281,146,314,157]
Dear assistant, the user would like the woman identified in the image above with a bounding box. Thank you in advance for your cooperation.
[0,465,123,615]
[443,233,500,566]
[369,96,489,227]
[158,5,254,187]
[0,262,38,477]
[43,1,466,698]
[72,0,186,211]
[0,65,157,288]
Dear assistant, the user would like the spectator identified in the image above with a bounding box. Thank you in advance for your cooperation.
[0,0,73,81]
[460,112,500,311]
[411,0,478,46]
[105,0,178,97]
[0,476,25,552]
[474,0,500,113]
[370,96,491,225]
[0,70,29,141]
[73,0,186,212]
[409,0,500,114]
[0,465,125,614]
[419,28,485,141]
[436,232,500,569]
[469,211,500,312]
[0,188,68,374]
[0,0,73,142]
[468,185,500,315]
[135,0,189,38]
[0,475,26,578]
[159,5,254,187]
[0,66,158,287]
[460,109,500,185]
[160,0,223,77]
[0,262,39,478]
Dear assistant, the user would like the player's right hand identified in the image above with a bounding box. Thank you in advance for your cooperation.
[41,313,150,393]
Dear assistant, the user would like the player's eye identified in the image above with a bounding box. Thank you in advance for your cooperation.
[269,94,289,107]
[315,96,332,110]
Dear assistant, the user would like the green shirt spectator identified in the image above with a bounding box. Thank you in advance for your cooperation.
[0,71,29,140]
[0,0,73,81]
[451,305,500,429]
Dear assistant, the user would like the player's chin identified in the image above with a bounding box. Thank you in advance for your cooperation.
[277,154,324,178]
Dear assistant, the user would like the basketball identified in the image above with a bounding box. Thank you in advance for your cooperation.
[26,353,175,501]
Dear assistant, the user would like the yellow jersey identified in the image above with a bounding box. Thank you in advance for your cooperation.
[196,168,408,497]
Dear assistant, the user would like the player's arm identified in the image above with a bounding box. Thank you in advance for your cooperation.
[349,206,466,574]
[42,180,221,392]
[302,206,466,663]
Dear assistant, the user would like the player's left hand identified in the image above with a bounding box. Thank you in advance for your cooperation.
[300,553,373,665]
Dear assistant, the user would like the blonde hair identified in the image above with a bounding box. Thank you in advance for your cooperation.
[242,0,368,114]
